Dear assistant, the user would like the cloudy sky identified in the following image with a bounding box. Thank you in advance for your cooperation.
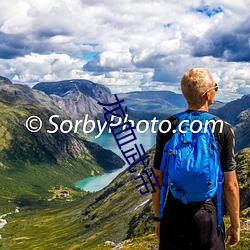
[0,0,249,102]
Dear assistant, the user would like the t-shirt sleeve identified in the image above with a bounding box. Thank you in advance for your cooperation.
[219,122,237,172]
[153,129,165,170]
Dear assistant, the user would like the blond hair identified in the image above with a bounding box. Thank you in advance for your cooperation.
[181,68,214,104]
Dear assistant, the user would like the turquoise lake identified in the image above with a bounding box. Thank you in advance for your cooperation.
[75,129,157,192]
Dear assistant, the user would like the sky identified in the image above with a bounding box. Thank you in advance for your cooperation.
[0,0,249,102]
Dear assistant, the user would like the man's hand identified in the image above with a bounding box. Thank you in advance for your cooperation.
[225,225,240,248]
[152,168,163,240]
[155,221,161,239]
[223,171,240,248]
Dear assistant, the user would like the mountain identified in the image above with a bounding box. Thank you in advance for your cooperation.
[77,146,250,248]
[213,94,250,126]
[0,147,156,249]
[234,108,250,152]
[33,79,116,122]
[118,91,225,120]
[118,91,186,120]
[0,76,12,85]
[212,95,250,152]
[0,79,124,212]
[33,80,225,123]
[209,100,225,110]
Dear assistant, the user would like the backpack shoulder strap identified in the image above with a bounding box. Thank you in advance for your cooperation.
[174,111,217,121]
[173,111,189,121]
[201,112,217,120]
[201,112,223,230]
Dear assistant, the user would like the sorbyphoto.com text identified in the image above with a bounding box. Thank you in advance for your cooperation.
[25,114,224,138]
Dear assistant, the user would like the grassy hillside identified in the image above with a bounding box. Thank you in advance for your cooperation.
[89,218,250,250]
[1,148,249,249]
[0,148,155,249]
[235,148,250,213]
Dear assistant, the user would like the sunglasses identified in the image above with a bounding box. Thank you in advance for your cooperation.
[203,83,218,95]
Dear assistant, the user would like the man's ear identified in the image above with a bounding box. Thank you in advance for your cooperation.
[204,92,209,100]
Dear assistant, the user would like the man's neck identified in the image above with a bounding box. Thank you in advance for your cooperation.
[187,103,209,112]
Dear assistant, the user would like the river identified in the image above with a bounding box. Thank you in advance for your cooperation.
[75,128,156,192]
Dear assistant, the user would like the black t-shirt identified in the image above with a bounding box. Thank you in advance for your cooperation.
[153,110,237,172]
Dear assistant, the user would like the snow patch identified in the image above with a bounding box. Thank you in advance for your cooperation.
[134,199,150,210]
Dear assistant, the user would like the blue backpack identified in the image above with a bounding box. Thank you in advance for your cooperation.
[158,111,223,228]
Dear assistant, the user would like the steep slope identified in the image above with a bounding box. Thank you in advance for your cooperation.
[0,148,155,249]
[0,82,124,212]
[211,94,250,152]
[1,147,249,249]
[79,146,250,248]
[213,94,250,126]
[234,109,250,152]
[33,79,116,121]
[0,75,12,85]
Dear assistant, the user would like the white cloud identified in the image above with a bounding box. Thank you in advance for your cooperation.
[0,53,87,85]
[0,0,249,101]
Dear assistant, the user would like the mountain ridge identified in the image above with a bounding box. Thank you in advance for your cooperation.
[0,76,12,85]
[33,79,116,121]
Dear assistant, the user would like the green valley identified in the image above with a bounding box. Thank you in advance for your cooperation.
[0,82,124,214]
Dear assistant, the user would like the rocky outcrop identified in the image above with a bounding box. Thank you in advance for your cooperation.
[33,79,116,121]
[213,94,250,126]
[210,95,250,152]
[234,109,250,152]
[0,76,12,85]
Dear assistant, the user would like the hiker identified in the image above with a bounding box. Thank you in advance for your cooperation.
[152,68,240,250]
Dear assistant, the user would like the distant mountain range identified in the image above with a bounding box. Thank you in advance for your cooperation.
[118,90,225,120]
[33,78,249,152]
[118,91,187,120]
[212,94,250,126]
[33,80,225,121]
[2,75,250,161]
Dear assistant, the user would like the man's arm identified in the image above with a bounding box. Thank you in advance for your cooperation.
[152,168,163,239]
[223,170,240,248]
[152,169,163,216]
[152,116,176,239]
